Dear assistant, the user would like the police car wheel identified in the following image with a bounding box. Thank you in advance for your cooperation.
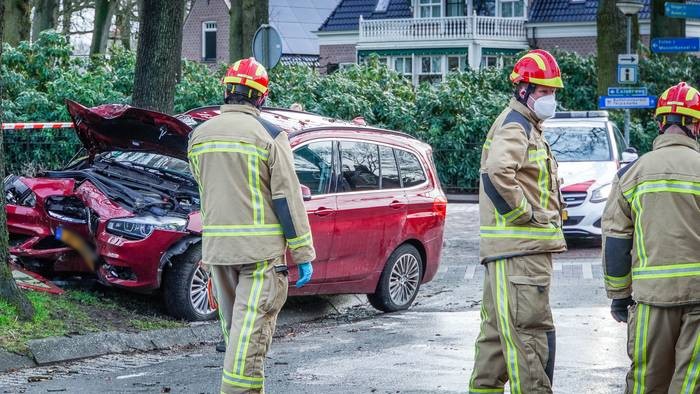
[368,244,423,312]
[163,244,217,321]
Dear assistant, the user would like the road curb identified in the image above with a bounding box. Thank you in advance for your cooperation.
[1,294,368,373]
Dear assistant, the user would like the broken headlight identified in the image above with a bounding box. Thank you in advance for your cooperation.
[106,216,187,240]
[4,175,36,207]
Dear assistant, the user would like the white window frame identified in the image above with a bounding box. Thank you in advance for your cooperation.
[418,55,443,84]
[416,0,442,18]
[498,0,525,18]
[447,55,468,73]
[339,62,355,70]
[202,21,218,61]
[392,56,413,76]
[480,54,506,69]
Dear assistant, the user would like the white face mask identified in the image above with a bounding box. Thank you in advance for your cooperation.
[529,94,557,120]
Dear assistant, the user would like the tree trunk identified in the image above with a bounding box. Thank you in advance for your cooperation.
[32,0,59,41]
[90,0,117,55]
[3,0,31,46]
[115,0,134,49]
[240,0,267,59]
[132,0,185,114]
[61,0,73,35]
[596,0,640,96]
[651,0,685,57]
[0,0,35,322]
[229,0,243,62]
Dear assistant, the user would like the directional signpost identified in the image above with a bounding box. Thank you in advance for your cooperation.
[598,96,657,109]
[651,37,700,53]
[617,53,638,84]
[665,2,700,19]
[608,87,648,97]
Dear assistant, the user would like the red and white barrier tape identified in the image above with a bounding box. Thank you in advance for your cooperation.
[1,122,75,130]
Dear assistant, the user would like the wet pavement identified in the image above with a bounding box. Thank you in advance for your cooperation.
[1,204,630,393]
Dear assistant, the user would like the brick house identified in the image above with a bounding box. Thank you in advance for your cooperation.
[316,0,700,83]
[182,0,340,67]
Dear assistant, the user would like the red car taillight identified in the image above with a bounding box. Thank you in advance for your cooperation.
[433,196,447,219]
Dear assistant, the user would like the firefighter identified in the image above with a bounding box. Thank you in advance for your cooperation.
[468,49,567,394]
[188,57,316,394]
[602,81,700,393]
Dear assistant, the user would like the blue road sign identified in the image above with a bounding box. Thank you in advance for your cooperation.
[651,37,700,53]
[599,96,657,110]
[665,2,700,19]
[608,87,648,97]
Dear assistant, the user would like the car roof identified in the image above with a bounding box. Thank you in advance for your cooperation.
[543,118,610,128]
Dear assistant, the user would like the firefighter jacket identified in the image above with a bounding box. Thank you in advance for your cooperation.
[602,133,700,306]
[479,98,567,263]
[188,104,316,266]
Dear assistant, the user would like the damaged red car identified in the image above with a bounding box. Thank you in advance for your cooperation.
[5,100,446,321]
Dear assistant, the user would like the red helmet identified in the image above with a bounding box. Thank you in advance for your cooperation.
[223,57,269,105]
[510,49,564,89]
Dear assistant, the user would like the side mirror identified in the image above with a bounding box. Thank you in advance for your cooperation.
[300,185,312,201]
[621,147,638,164]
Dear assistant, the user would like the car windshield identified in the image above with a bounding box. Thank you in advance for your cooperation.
[544,125,612,162]
[100,151,192,177]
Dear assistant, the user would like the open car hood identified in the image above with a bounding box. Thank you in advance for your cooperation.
[66,100,192,160]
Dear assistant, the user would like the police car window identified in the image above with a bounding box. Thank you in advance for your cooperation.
[544,126,612,162]
[339,142,380,192]
[612,124,627,158]
[396,149,426,188]
[380,146,401,189]
[293,142,333,195]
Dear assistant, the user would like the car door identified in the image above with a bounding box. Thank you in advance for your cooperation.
[327,140,408,285]
[288,140,336,295]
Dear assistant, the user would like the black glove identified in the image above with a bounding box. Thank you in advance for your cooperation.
[611,297,635,323]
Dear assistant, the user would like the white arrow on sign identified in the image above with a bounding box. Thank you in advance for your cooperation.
[618,54,639,65]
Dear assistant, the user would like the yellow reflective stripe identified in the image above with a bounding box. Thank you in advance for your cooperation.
[223,75,269,94]
[495,260,521,393]
[521,53,546,70]
[202,224,283,237]
[681,330,700,394]
[469,388,504,393]
[189,141,269,161]
[632,262,700,279]
[604,273,632,289]
[483,138,492,150]
[248,155,264,225]
[538,159,550,209]
[493,209,505,227]
[287,232,312,249]
[501,198,528,222]
[223,370,264,388]
[526,76,564,89]
[189,154,206,220]
[469,299,493,391]
[215,282,228,346]
[633,304,651,394]
[480,225,563,240]
[222,376,263,389]
[233,261,267,376]
[528,149,548,162]
[686,86,699,101]
[623,180,700,201]
[630,197,649,268]
[655,105,700,120]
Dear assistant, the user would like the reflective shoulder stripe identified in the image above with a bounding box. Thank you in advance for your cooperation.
[189,140,269,161]
[528,148,548,162]
[632,262,700,279]
[623,180,700,202]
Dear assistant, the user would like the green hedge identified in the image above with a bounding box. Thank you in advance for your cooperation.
[0,32,696,189]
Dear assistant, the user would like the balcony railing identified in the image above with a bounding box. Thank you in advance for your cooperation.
[358,15,527,43]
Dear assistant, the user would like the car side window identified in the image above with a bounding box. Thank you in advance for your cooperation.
[338,141,380,192]
[396,149,426,188]
[293,141,334,195]
[380,146,401,189]
[612,124,627,158]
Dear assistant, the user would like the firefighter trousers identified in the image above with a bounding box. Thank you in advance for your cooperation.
[469,254,556,394]
[626,303,700,394]
[210,257,288,394]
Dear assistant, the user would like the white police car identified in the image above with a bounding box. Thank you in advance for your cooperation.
[544,111,638,238]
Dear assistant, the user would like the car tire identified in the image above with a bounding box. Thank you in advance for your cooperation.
[367,244,423,313]
[163,243,217,321]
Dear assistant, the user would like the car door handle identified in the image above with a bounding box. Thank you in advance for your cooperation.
[312,207,335,217]
[389,200,406,209]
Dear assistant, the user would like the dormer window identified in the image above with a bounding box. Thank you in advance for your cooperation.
[375,0,390,12]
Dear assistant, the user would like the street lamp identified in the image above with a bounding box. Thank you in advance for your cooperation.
[617,0,644,144]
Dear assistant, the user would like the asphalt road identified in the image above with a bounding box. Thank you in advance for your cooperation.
[1,204,629,394]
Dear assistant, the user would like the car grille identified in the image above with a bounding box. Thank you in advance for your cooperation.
[564,216,584,226]
[562,192,587,208]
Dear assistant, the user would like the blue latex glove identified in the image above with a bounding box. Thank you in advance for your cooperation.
[295,262,313,288]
